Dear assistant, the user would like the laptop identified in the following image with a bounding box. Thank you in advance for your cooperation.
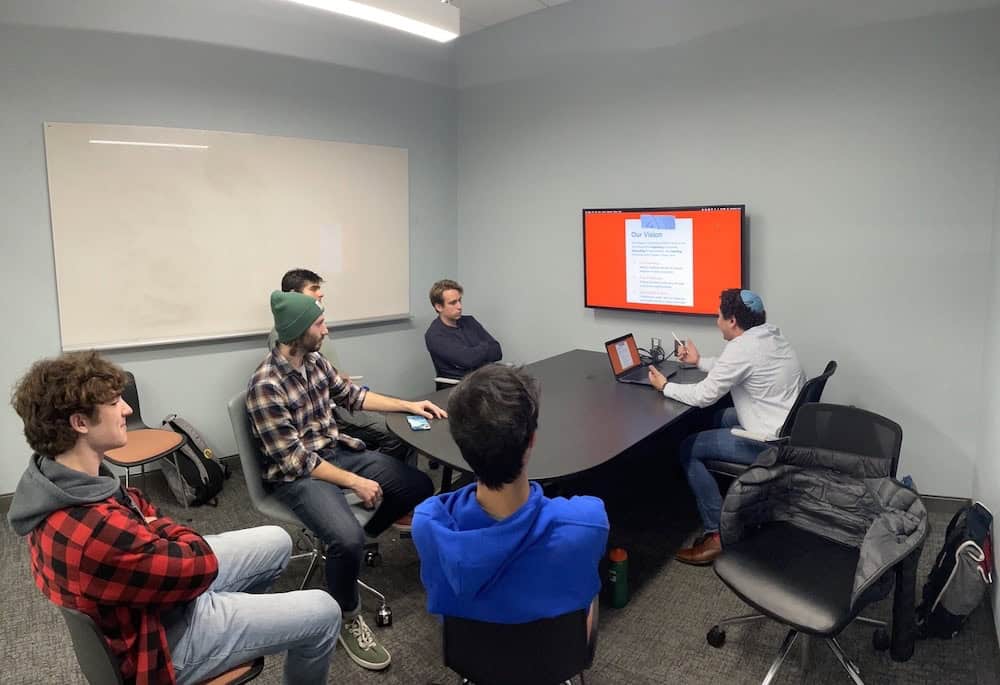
[605,333,680,386]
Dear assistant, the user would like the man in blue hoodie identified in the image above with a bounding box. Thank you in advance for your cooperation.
[412,364,609,626]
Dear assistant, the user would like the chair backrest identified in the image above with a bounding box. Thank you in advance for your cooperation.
[59,607,125,685]
[789,402,902,476]
[442,610,592,685]
[121,371,148,430]
[226,390,271,507]
[227,390,375,525]
[776,360,837,438]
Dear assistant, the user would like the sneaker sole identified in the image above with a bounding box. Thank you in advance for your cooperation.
[338,633,392,671]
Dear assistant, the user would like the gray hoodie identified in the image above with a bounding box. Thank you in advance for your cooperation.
[7,455,121,536]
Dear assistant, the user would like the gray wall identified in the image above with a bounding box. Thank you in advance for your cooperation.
[456,5,1000,498]
[0,24,457,493]
[975,150,1000,645]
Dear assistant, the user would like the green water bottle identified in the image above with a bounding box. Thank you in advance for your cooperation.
[608,547,629,608]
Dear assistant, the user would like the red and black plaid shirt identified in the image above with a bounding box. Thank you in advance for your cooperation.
[28,487,218,685]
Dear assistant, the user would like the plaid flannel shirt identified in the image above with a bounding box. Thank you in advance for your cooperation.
[28,487,218,685]
[246,348,368,483]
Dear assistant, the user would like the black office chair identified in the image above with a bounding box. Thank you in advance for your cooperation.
[59,606,264,685]
[707,403,927,684]
[120,371,148,431]
[443,609,595,685]
[104,371,187,494]
[705,360,837,478]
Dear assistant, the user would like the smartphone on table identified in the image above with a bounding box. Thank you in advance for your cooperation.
[406,415,432,431]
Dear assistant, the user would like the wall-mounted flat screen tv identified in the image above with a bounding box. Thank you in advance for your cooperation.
[583,205,745,316]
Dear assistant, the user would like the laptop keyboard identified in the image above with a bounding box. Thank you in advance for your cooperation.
[622,360,679,381]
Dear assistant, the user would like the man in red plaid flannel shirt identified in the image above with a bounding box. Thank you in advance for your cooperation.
[7,352,341,685]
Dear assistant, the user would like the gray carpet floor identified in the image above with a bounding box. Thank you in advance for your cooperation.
[2,454,998,685]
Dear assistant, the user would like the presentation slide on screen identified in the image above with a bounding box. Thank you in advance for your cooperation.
[605,335,642,374]
[584,206,743,315]
[613,339,635,370]
[625,215,694,306]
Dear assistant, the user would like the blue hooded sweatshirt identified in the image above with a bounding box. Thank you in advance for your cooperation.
[412,482,609,624]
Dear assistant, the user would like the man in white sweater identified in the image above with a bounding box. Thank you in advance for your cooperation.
[648,289,805,565]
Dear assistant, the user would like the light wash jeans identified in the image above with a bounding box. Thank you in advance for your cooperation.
[678,407,769,533]
[167,525,341,685]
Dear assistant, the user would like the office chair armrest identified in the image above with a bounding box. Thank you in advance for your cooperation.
[434,376,461,386]
[730,428,782,443]
[342,488,381,513]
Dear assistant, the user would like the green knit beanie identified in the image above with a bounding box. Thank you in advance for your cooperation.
[271,290,324,343]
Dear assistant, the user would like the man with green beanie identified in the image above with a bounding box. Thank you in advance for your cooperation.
[247,290,444,672]
[266,269,416,465]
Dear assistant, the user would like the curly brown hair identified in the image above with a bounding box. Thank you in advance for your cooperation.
[11,351,127,457]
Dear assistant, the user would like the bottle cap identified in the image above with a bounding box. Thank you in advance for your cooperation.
[608,547,628,562]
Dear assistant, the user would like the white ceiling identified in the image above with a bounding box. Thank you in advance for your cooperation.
[452,0,574,34]
[0,0,578,87]
[1,0,997,88]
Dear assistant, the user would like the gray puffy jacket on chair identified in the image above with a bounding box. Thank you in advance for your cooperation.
[720,444,929,659]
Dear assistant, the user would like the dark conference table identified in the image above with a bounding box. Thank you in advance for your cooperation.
[386,349,706,482]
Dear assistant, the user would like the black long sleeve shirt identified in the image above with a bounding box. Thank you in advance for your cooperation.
[424,315,502,379]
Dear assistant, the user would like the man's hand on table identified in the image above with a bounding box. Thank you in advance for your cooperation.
[648,366,668,393]
[405,399,447,419]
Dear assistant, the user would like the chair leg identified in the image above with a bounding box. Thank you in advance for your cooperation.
[440,465,455,493]
[356,578,385,603]
[854,615,887,628]
[825,637,865,685]
[799,634,811,682]
[298,549,322,591]
[358,578,393,627]
[717,612,768,629]
[291,529,324,590]
[760,629,798,685]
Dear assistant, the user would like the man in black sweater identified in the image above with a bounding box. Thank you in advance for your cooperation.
[424,279,502,380]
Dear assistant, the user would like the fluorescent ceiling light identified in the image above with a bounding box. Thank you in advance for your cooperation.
[282,0,459,43]
[89,140,209,149]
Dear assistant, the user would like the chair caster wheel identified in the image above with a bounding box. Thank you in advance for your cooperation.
[364,550,382,567]
[705,626,726,649]
[872,628,890,651]
[707,626,726,648]
[376,604,393,627]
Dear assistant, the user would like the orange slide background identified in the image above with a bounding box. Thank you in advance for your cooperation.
[605,336,641,375]
[584,207,743,315]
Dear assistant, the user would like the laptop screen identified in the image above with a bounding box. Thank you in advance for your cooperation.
[605,334,642,376]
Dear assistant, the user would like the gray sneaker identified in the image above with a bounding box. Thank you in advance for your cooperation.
[339,614,391,671]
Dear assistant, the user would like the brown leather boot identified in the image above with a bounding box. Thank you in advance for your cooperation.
[675,532,722,566]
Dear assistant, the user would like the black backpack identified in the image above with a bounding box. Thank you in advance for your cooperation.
[159,414,231,507]
[916,501,994,639]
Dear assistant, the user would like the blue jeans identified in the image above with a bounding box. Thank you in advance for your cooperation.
[167,525,341,685]
[272,447,434,612]
[679,407,768,533]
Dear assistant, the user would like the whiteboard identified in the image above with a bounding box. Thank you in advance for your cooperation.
[43,123,409,350]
